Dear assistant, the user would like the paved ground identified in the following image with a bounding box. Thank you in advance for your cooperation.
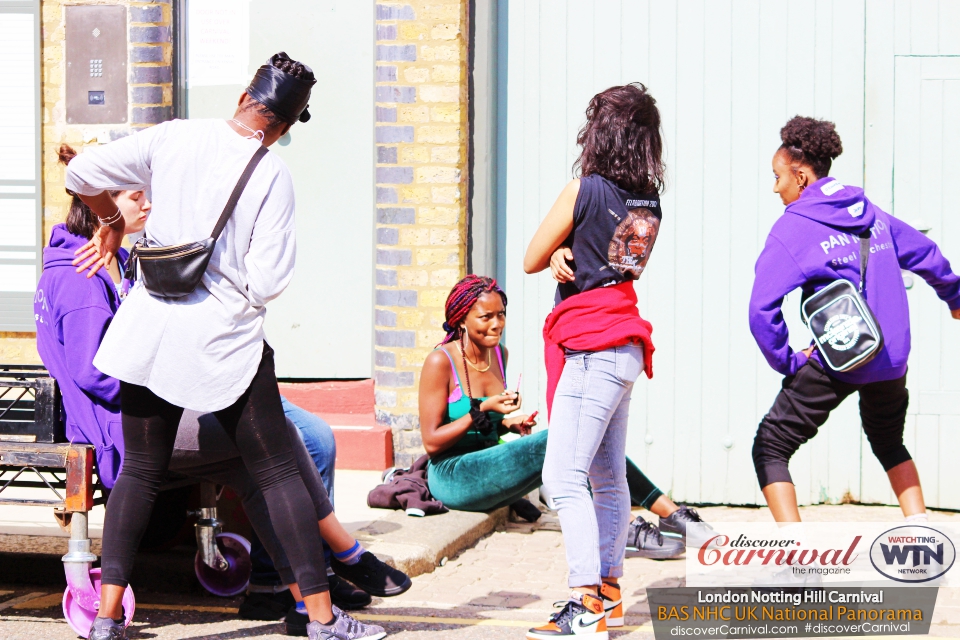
[2,504,960,639]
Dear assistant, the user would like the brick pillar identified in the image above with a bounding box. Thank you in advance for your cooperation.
[128,2,173,127]
[374,1,469,467]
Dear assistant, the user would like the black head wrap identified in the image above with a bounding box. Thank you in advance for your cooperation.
[245,52,317,124]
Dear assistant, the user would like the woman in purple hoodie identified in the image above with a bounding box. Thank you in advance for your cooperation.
[749,117,960,524]
[34,144,151,489]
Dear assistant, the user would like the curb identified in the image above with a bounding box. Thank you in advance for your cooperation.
[353,507,509,578]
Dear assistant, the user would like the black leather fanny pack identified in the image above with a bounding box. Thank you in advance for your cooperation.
[123,146,269,299]
[801,234,884,372]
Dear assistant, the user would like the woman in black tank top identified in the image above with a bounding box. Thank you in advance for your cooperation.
[523,84,716,640]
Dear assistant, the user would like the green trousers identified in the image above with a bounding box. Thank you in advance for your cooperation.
[427,430,548,511]
[426,429,664,513]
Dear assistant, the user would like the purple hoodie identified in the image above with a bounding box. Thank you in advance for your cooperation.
[34,224,128,488]
[749,177,960,385]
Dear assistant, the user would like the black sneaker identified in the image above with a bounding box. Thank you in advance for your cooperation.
[331,551,412,597]
[330,574,373,610]
[511,498,543,523]
[239,589,297,620]
[285,606,310,637]
[625,518,685,559]
[658,505,718,548]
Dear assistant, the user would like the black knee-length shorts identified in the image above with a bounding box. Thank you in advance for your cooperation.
[752,359,912,488]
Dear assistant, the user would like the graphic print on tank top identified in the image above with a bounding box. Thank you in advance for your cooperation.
[557,174,663,302]
[607,205,660,278]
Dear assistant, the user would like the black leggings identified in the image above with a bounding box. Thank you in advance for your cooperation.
[753,360,912,489]
[101,344,329,595]
[626,456,664,510]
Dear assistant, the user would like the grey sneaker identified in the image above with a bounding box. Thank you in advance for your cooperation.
[625,519,685,559]
[89,617,126,640]
[307,606,387,640]
[659,505,718,548]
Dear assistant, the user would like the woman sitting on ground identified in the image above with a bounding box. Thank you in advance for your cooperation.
[419,276,712,557]
[418,276,545,513]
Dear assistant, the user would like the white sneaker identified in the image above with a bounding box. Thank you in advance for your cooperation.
[526,593,609,640]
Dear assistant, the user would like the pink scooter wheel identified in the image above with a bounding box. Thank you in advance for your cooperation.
[62,567,136,638]
[194,532,252,597]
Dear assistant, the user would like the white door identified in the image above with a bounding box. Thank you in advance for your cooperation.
[184,0,374,379]
[0,0,41,332]
[860,56,960,509]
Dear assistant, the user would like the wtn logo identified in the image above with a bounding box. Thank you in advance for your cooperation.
[870,526,956,583]
[880,541,944,566]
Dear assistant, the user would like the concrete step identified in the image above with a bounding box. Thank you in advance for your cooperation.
[355,507,510,578]
[278,379,392,471]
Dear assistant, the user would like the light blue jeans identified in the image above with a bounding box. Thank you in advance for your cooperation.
[542,344,644,588]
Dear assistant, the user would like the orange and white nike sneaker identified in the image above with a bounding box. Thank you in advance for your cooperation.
[526,592,609,640]
[599,581,623,627]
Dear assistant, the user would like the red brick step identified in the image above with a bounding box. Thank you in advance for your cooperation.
[278,379,391,471]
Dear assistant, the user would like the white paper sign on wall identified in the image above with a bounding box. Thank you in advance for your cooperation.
[186,0,251,87]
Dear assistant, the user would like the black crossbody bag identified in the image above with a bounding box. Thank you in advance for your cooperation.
[123,146,269,299]
[801,234,884,372]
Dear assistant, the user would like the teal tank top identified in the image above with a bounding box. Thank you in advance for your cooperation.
[435,346,505,458]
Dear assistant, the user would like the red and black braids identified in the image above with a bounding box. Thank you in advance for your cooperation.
[440,275,507,345]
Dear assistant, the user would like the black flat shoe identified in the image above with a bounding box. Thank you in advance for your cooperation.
[330,573,372,610]
[331,551,412,597]
[239,589,296,620]
[511,498,543,523]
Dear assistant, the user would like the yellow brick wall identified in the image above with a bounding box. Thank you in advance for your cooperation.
[0,0,172,365]
[374,0,469,465]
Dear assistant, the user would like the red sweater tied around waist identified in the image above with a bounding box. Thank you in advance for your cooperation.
[543,281,655,417]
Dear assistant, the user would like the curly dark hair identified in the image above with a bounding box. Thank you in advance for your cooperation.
[778,116,843,178]
[573,83,664,195]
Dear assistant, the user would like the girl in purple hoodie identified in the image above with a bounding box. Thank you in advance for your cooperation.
[749,117,960,524]
[34,144,151,488]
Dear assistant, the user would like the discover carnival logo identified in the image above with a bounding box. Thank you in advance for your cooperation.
[869,526,956,583]
[696,533,862,572]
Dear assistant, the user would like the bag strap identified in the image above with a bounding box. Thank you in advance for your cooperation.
[210,145,270,240]
[859,232,870,293]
